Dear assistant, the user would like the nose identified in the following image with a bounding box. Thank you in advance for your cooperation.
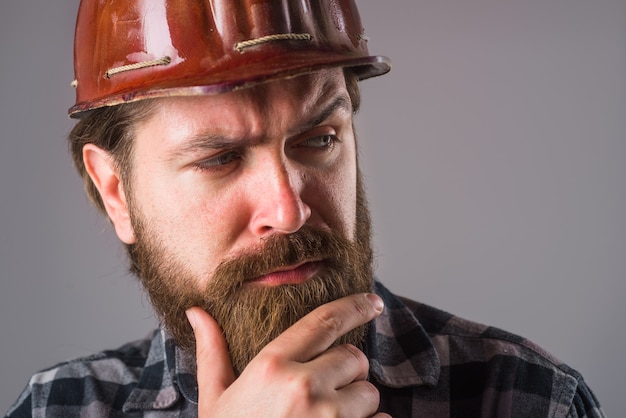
[248,157,311,236]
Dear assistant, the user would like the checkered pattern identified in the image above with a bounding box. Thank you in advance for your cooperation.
[368,283,604,417]
[6,281,604,417]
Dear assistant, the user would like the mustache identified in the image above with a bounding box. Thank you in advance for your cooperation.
[207,225,355,296]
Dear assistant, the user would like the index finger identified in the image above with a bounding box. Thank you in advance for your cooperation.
[264,293,384,362]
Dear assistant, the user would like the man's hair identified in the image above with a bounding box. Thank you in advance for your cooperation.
[68,101,154,213]
[68,69,362,215]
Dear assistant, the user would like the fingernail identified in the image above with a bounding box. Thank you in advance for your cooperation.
[367,293,384,313]
[185,309,197,329]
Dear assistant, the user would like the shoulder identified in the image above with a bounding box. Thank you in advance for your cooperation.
[375,282,605,416]
[6,332,154,417]
[398,293,572,375]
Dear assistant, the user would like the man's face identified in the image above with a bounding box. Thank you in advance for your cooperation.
[118,69,373,374]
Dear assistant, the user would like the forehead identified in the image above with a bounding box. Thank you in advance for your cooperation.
[151,67,346,117]
[136,68,349,142]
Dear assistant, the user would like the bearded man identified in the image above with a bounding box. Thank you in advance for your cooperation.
[7,1,604,417]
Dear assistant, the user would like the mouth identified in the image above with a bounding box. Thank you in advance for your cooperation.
[248,260,323,287]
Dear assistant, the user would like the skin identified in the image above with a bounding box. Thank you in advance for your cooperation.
[83,68,390,417]
[188,293,386,417]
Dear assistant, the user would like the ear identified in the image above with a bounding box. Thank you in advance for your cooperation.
[83,144,136,244]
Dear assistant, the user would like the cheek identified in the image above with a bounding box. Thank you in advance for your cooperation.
[172,187,247,256]
[335,168,358,240]
[308,155,358,240]
[132,178,240,280]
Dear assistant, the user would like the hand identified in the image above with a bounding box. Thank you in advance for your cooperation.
[186,293,391,417]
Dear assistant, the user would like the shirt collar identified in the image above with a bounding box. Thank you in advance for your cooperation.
[367,281,441,388]
[122,329,185,413]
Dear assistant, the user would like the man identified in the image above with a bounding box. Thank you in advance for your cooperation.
[7,0,604,417]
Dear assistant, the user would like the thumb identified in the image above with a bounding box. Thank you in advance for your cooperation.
[186,307,236,407]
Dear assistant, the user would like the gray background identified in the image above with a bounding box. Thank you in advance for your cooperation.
[1,1,624,415]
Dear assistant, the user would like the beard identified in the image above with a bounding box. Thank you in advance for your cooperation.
[126,174,374,376]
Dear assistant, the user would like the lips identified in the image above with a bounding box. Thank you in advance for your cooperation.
[248,260,322,286]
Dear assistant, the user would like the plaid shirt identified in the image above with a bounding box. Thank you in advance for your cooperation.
[7,281,604,417]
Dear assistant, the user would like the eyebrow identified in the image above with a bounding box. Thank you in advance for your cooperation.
[169,93,352,160]
[290,94,352,137]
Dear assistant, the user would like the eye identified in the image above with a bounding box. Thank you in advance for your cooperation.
[195,151,242,171]
[301,135,337,149]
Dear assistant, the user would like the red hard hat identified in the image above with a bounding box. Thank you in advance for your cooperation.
[69,0,391,118]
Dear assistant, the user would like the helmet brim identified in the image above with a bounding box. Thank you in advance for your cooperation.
[69,53,391,118]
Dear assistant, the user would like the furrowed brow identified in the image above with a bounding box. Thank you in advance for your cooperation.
[296,94,352,135]
[168,133,249,161]
[167,93,351,161]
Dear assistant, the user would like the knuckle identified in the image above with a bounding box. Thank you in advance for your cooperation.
[287,373,321,402]
[350,381,380,416]
[310,295,374,336]
[316,401,341,418]
[351,296,370,319]
[348,294,376,326]
[341,344,368,368]
[254,351,285,378]
[296,374,317,394]
[361,381,381,404]
[312,307,344,337]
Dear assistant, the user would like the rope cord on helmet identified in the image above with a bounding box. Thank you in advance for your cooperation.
[104,56,172,79]
[234,33,312,53]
